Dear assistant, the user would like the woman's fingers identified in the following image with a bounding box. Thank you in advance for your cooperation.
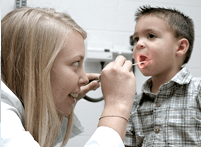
[100,55,136,108]
[86,73,100,81]
[77,73,100,101]
[113,55,127,67]
[122,60,133,72]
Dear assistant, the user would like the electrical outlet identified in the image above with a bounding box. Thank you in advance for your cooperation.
[15,0,21,9]
[15,0,27,9]
[21,0,27,7]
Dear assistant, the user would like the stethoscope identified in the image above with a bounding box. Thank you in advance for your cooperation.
[83,38,135,103]
[83,75,104,102]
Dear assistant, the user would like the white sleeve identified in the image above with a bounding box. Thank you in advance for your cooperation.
[1,102,41,147]
[84,126,125,147]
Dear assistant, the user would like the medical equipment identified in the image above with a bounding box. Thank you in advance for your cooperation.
[83,61,146,102]
[83,43,135,102]
[89,61,146,84]
[83,44,134,102]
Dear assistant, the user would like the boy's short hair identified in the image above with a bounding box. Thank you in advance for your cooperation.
[135,5,194,65]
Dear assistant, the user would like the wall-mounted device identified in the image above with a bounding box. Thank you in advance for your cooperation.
[85,47,113,63]
[85,45,133,63]
[84,43,134,103]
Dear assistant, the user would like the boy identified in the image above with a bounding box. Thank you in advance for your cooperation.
[125,5,201,147]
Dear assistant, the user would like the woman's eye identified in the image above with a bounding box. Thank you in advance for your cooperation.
[73,61,79,67]
[148,33,156,39]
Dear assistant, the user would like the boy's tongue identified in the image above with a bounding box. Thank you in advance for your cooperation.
[137,54,150,68]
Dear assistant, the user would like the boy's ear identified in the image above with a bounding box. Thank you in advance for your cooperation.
[176,38,189,57]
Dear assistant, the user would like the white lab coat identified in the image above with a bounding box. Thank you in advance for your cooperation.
[1,81,124,147]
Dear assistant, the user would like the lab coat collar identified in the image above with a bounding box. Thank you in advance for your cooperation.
[1,81,25,125]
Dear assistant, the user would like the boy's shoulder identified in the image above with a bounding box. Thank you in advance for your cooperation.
[130,93,142,115]
[189,76,201,90]
[134,93,143,103]
[131,93,143,110]
[172,67,201,86]
[191,76,201,83]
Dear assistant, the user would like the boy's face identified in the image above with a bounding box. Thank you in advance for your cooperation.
[133,15,179,77]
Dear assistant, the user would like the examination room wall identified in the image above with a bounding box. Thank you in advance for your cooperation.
[1,0,201,146]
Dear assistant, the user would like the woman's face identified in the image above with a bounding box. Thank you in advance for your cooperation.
[50,31,88,116]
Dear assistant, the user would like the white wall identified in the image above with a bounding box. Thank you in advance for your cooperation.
[1,0,201,147]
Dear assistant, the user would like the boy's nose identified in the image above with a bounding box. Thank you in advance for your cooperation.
[135,40,145,49]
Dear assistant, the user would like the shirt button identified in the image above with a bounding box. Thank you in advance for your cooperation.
[155,128,160,133]
[157,103,161,107]
[145,93,149,96]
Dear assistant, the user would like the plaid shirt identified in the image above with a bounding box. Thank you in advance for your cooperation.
[125,67,201,147]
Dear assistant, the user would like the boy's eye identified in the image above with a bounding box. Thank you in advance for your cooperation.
[133,37,139,44]
[73,61,79,67]
[148,33,156,39]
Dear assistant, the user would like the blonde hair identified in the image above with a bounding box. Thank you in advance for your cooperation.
[1,7,87,147]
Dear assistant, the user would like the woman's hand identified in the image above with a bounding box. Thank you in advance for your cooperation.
[77,73,100,101]
[101,55,136,112]
[98,55,136,141]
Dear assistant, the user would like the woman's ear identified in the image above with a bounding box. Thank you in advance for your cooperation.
[176,38,189,57]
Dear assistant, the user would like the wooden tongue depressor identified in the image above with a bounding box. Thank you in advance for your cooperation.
[96,61,146,83]
[132,61,146,66]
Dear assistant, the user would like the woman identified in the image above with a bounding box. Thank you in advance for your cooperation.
[1,7,136,147]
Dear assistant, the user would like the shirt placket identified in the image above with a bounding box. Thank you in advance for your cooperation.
[153,93,166,146]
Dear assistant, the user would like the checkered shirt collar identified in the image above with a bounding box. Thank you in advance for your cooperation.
[141,67,192,94]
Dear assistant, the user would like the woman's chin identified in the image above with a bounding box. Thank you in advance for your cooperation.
[57,107,73,117]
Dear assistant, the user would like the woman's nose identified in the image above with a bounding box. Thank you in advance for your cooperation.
[79,68,89,86]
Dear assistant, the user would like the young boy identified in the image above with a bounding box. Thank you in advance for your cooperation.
[125,5,201,147]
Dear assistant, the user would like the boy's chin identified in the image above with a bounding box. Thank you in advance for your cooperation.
[142,73,151,77]
[140,70,151,77]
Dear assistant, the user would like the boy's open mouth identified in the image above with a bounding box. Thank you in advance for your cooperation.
[139,55,147,62]
[137,54,150,68]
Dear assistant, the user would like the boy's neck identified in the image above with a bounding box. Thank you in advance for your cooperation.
[151,67,181,94]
